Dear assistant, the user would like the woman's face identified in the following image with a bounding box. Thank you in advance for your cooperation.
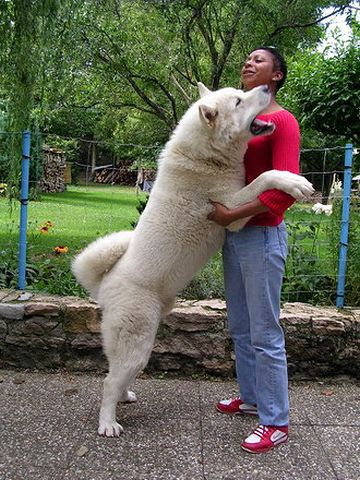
[241,49,282,91]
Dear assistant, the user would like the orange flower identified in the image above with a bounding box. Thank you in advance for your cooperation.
[54,245,69,254]
[39,220,54,233]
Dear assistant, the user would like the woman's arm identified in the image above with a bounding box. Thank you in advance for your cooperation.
[257,111,300,215]
[207,198,269,227]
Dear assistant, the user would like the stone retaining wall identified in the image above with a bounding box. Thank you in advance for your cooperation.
[0,289,359,378]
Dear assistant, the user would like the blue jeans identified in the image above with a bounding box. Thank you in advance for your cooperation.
[223,222,289,426]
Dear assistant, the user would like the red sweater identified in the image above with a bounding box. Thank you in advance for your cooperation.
[244,109,300,227]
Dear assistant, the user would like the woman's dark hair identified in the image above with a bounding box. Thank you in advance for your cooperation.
[254,46,288,92]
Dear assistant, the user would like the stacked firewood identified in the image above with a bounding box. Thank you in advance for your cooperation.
[93,166,137,185]
[38,146,66,193]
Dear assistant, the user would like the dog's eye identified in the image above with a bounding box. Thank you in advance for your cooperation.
[236,98,242,107]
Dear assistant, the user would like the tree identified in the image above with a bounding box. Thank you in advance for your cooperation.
[0,0,63,193]
[38,0,357,139]
[1,0,358,182]
[283,17,360,145]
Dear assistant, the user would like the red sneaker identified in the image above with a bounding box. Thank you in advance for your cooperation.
[216,396,258,416]
[241,425,288,454]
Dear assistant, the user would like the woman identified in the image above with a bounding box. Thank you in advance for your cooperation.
[208,47,300,454]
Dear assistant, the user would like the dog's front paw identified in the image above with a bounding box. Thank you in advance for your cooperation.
[98,421,124,437]
[289,175,315,200]
[271,171,314,200]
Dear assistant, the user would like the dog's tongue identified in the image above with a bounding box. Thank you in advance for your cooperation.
[250,118,274,135]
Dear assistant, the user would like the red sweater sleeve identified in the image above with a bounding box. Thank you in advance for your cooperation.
[257,111,300,216]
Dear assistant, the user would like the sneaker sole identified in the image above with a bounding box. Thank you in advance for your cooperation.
[241,438,288,454]
[215,405,258,416]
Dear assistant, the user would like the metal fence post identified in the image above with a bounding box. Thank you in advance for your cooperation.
[336,144,353,308]
[18,130,31,290]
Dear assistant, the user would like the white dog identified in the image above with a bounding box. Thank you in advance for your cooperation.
[72,83,314,437]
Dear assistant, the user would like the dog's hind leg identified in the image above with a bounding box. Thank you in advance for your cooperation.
[162,298,175,318]
[97,292,162,437]
[98,366,139,437]
[119,389,137,403]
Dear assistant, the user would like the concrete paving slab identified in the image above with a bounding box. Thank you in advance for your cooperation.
[0,371,99,472]
[290,381,360,427]
[319,426,360,480]
[63,378,204,480]
[0,370,359,480]
[0,465,63,480]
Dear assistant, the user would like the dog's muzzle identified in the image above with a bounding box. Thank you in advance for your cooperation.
[250,118,275,136]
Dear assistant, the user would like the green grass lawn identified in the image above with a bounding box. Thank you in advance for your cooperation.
[0,184,146,255]
[0,185,146,295]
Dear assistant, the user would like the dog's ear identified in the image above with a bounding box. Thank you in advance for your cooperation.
[199,104,218,128]
[198,82,212,98]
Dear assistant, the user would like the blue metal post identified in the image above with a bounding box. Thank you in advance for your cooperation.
[336,144,353,308]
[18,130,31,290]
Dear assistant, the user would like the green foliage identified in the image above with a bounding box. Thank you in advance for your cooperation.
[131,195,149,229]
[127,144,162,171]
[0,185,145,295]
[27,256,86,297]
[283,197,360,306]
[283,202,342,304]
[2,0,349,174]
[283,18,360,145]
[0,0,63,197]
[0,0,356,192]
[344,196,360,305]
[0,243,84,296]
[283,220,337,304]
[0,243,18,289]
[181,251,225,300]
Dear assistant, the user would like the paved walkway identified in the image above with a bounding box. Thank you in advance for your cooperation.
[0,369,359,480]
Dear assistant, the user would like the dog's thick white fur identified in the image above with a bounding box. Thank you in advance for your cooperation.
[72,83,314,437]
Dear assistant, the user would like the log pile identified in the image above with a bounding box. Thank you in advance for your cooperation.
[93,166,137,185]
[38,146,66,193]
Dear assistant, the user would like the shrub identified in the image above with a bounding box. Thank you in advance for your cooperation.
[344,197,360,305]
[0,244,18,289]
[283,220,337,304]
[0,241,87,297]
[181,251,225,300]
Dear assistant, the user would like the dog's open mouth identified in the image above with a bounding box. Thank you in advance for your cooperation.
[250,118,274,136]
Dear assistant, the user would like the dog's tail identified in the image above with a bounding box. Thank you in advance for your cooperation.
[72,231,133,299]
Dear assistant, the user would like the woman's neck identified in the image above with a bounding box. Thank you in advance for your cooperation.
[261,96,283,114]
[243,84,284,114]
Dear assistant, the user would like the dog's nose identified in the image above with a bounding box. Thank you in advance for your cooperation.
[261,85,269,93]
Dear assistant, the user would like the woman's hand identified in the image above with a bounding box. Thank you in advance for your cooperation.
[208,198,270,227]
[207,200,232,227]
